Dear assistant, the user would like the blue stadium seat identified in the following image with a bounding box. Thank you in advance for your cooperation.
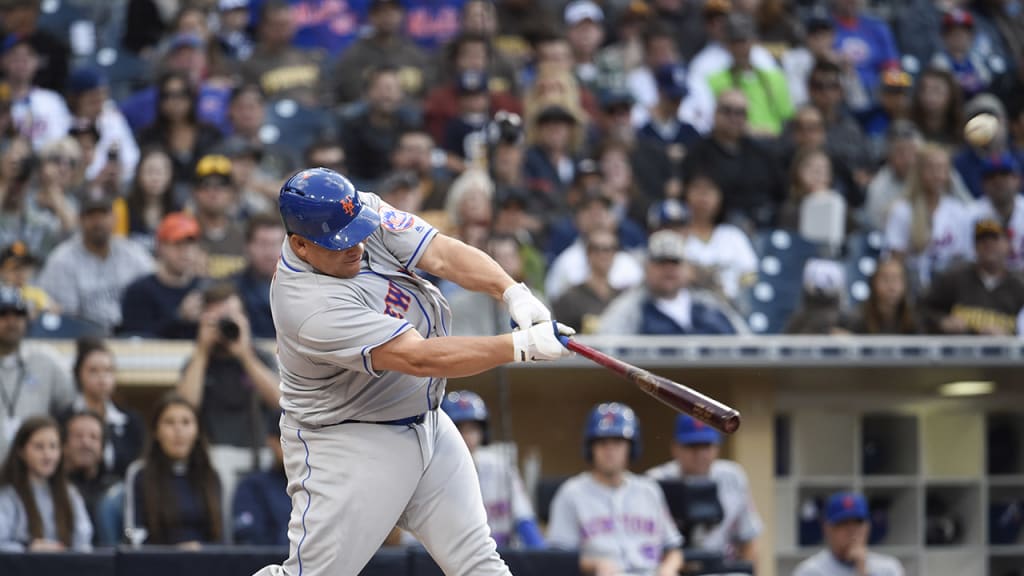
[262,98,335,156]
[844,230,884,310]
[90,48,150,102]
[27,313,106,339]
[748,230,823,334]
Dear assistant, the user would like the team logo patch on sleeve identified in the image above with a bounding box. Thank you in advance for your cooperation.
[380,208,415,231]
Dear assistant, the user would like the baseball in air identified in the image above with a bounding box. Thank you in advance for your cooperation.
[964,113,999,147]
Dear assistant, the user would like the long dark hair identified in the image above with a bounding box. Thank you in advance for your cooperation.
[0,416,75,546]
[73,336,111,392]
[126,147,179,232]
[154,71,199,130]
[140,393,222,544]
[861,257,918,334]
[909,67,965,145]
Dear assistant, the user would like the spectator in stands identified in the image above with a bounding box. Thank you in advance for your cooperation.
[599,230,748,335]
[339,66,420,187]
[232,214,284,339]
[124,393,223,547]
[597,140,647,228]
[192,154,247,279]
[545,190,644,301]
[553,229,622,335]
[679,172,758,307]
[330,0,430,104]
[242,0,323,107]
[256,0,364,56]
[805,59,872,186]
[547,402,685,576]
[971,0,1024,88]
[122,0,175,55]
[925,219,1024,335]
[780,14,837,110]
[0,138,64,259]
[66,68,140,185]
[828,0,899,113]
[866,121,922,231]
[859,68,914,159]
[955,93,1012,198]
[303,138,346,174]
[224,83,298,181]
[842,257,923,334]
[593,1,651,92]
[61,410,117,545]
[442,71,492,167]
[0,286,74,461]
[592,88,637,152]
[707,13,793,137]
[1,35,71,151]
[231,411,288,546]
[402,0,462,50]
[637,63,700,187]
[138,72,225,193]
[971,152,1023,272]
[682,89,786,231]
[781,147,847,250]
[647,415,763,564]
[37,192,155,333]
[0,0,68,94]
[459,0,522,91]
[0,241,54,317]
[931,9,996,100]
[895,0,944,71]
[31,138,80,238]
[450,234,531,335]
[785,258,847,334]
[884,144,973,292]
[443,168,494,250]
[177,283,279,515]
[120,212,205,339]
[627,23,697,130]
[391,128,453,211]
[793,491,904,576]
[66,338,143,478]
[650,0,706,61]
[909,67,965,148]
[563,0,605,92]
[524,104,584,210]
[125,147,178,250]
[0,416,92,551]
[217,0,255,61]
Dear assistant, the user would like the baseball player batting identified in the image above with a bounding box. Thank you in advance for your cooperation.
[252,168,574,576]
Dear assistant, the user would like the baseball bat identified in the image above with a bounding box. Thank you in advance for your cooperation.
[561,337,742,434]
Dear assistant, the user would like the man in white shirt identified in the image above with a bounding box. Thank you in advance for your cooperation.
[970,152,1024,272]
[793,492,903,576]
[65,67,139,183]
[1,35,71,150]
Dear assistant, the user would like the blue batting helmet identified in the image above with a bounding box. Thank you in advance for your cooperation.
[279,167,380,250]
[442,390,490,444]
[583,402,641,462]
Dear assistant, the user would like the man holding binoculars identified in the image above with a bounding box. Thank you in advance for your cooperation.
[177,282,280,537]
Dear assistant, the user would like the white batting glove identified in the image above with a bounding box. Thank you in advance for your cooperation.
[512,321,575,362]
[503,282,551,329]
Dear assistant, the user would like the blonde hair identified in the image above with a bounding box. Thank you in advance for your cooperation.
[523,62,588,153]
[445,168,494,227]
[39,137,82,163]
[905,144,952,254]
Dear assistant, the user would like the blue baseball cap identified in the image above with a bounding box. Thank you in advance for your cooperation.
[456,70,489,95]
[167,33,204,52]
[675,415,721,445]
[0,284,28,315]
[67,67,108,94]
[825,492,869,524]
[0,33,32,55]
[981,151,1020,178]
[654,64,688,101]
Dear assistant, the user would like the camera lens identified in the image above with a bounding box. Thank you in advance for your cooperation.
[217,318,240,341]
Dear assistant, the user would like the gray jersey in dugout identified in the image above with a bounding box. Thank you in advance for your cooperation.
[793,549,904,576]
[547,472,683,576]
[271,193,452,426]
[646,459,763,557]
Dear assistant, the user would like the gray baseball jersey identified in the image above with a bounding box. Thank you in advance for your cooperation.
[474,445,537,547]
[547,472,683,575]
[792,550,904,576]
[646,459,763,557]
[271,192,450,425]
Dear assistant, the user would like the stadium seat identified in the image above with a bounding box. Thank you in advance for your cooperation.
[91,48,150,102]
[748,230,824,334]
[27,313,106,339]
[844,230,884,309]
[263,99,335,156]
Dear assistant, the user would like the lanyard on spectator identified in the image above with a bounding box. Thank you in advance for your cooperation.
[0,355,27,419]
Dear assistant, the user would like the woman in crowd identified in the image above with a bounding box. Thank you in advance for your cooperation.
[125,147,180,250]
[67,338,144,478]
[781,147,847,248]
[123,393,223,547]
[884,144,973,292]
[678,171,758,308]
[138,72,223,196]
[909,67,965,147]
[0,416,92,551]
[843,257,923,334]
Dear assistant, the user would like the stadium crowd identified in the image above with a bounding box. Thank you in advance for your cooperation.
[0,0,1023,571]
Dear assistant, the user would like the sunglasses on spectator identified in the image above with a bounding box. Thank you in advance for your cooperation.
[605,105,631,116]
[650,257,683,265]
[718,105,748,117]
[587,243,619,253]
[0,308,27,318]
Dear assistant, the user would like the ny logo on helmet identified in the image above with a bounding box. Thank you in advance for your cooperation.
[340,196,356,216]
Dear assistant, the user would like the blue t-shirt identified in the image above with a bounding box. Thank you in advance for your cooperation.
[249,0,368,55]
[832,15,899,104]
[403,0,465,50]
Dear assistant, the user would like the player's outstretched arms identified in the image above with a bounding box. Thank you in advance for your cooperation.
[372,322,574,378]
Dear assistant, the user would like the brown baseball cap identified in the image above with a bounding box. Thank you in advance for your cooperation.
[974,218,1005,241]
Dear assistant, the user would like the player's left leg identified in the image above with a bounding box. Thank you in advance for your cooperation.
[400,410,513,576]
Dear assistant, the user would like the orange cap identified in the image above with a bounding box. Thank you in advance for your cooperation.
[157,212,201,243]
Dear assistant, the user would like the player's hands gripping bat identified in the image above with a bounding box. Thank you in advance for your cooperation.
[513,321,576,362]
[503,282,551,329]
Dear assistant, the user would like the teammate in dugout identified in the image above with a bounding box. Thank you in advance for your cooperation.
[547,402,684,576]
[252,168,574,576]
[793,491,904,576]
[441,390,545,549]
[646,415,763,565]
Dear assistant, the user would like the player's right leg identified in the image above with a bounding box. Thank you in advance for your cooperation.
[252,418,424,576]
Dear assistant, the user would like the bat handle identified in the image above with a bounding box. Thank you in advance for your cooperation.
[558,334,572,348]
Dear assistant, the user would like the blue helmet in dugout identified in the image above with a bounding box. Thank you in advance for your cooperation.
[442,390,490,444]
[583,402,641,462]
[278,168,381,250]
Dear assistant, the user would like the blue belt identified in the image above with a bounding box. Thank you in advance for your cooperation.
[337,413,426,426]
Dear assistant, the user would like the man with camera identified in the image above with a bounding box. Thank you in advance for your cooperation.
[177,282,280,533]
